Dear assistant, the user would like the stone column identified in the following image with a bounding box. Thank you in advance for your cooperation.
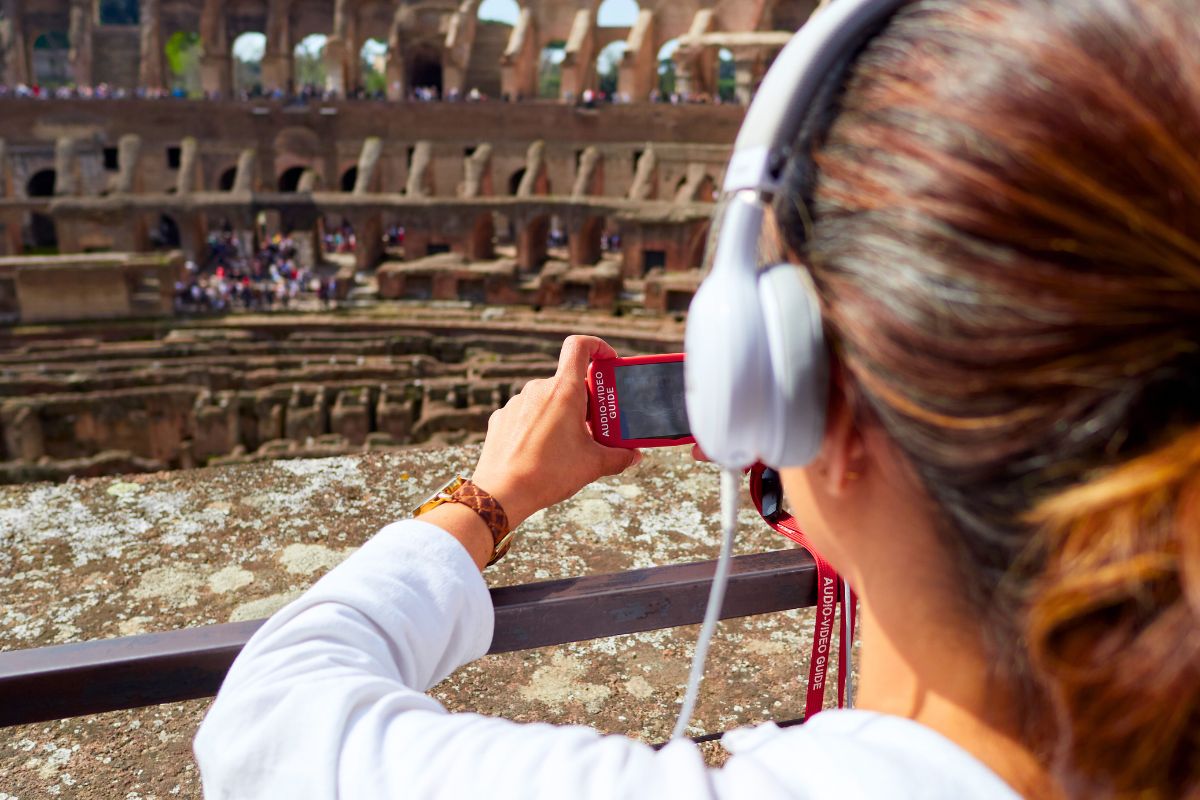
[68,0,94,87]
[323,0,350,96]
[617,9,655,101]
[139,0,166,90]
[232,148,257,193]
[0,0,30,87]
[54,137,79,197]
[175,137,200,194]
[344,10,360,92]
[384,8,406,101]
[671,47,698,99]
[113,134,143,194]
[261,0,293,93]
[351,212,384,270]
[199,0,233,97]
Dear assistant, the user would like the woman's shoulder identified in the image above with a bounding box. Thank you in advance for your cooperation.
[712,710,1021,799]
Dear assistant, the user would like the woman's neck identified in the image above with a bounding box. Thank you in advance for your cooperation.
[852,596,1059,798]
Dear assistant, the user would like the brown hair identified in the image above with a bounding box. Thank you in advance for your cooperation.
[774,0,1200,796]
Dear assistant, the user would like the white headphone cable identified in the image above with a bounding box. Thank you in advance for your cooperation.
[842,580,856,708]
[670,467,740,741]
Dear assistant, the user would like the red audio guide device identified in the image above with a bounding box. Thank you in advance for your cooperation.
[587,353,694,449]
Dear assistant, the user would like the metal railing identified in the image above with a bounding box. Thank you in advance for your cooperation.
[0,548,816,730]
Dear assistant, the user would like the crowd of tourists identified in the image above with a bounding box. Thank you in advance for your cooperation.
[175,230,341,314]
[323,221,358,255]
[0,82,184,100]
[0,81,736,106]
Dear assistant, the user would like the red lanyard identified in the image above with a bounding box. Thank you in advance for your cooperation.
[748,464,858,720]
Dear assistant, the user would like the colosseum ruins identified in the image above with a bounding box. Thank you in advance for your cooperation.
[0,0,826,481]
[0,3,833,797]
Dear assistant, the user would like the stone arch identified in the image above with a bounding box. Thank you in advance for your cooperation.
[294,33,328,91]
[165,30,202,96]
[32,32,71,88]
[150,214,181,249]
[537,40,567,100]
[508,168,526,196]
[656,38,680,96]
[598,0,639,27]
[359,38,388,96]
[26,169,58,252]
[232,31,266,94]
[27,170,56,198]
[596,41,626,97]
[477,0,519,23]
[410,44,444,96]
[218,166,239,191]
[273,127,323,187]
[274,126,323,161]
[99,0,140,25]
[716,47,735,103]
[278,166,306,192]
[28,214,58,250]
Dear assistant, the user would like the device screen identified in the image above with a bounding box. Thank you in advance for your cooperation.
[614,361,691,441]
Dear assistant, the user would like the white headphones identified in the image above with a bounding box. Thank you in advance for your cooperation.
[685,0,908,470]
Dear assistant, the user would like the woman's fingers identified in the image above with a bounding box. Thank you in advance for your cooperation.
[556,335,617,379]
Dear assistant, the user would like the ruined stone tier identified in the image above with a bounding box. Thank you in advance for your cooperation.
[0,315,685,483]
[0,0,818,102]
[0,102,725,311]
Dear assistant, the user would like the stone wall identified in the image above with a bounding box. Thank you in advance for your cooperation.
[0,251,178,323]
[1,0,814,101]
[0,101,741,197]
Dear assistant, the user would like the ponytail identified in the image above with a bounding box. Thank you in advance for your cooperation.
[1027,427,1200,797]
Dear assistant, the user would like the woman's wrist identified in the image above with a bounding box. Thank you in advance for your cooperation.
[419,503,495,572]
[470,472,536,531]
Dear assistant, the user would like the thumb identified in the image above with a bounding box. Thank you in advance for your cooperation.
[596,445,641,477]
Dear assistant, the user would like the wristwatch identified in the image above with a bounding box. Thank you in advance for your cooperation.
[413,474,515,566]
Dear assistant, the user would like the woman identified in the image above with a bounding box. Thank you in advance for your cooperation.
[195,0,1199,797]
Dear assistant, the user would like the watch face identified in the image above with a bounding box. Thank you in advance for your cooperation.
[413,475,465,517]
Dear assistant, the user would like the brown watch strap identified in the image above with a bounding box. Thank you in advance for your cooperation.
[445,479,513,565]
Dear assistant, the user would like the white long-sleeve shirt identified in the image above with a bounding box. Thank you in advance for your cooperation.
[194,520,1020,799]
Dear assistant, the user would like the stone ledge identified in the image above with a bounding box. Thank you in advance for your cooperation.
[0,447,835,798]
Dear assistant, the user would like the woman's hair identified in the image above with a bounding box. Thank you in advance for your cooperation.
[774,0,1200,796]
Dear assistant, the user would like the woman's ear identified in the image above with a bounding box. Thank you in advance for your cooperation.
[816,368,868,497]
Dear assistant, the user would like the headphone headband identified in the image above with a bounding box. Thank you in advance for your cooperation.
[686,0,909,470]
[723,0,909,195]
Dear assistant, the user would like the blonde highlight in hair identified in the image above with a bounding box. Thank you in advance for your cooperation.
[1027,426,1200,796]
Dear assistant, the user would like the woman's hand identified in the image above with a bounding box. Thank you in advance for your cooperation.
[471,335,642,528]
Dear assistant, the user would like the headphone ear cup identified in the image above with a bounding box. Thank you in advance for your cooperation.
[757,264,829,467]
[684,254,773,469]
